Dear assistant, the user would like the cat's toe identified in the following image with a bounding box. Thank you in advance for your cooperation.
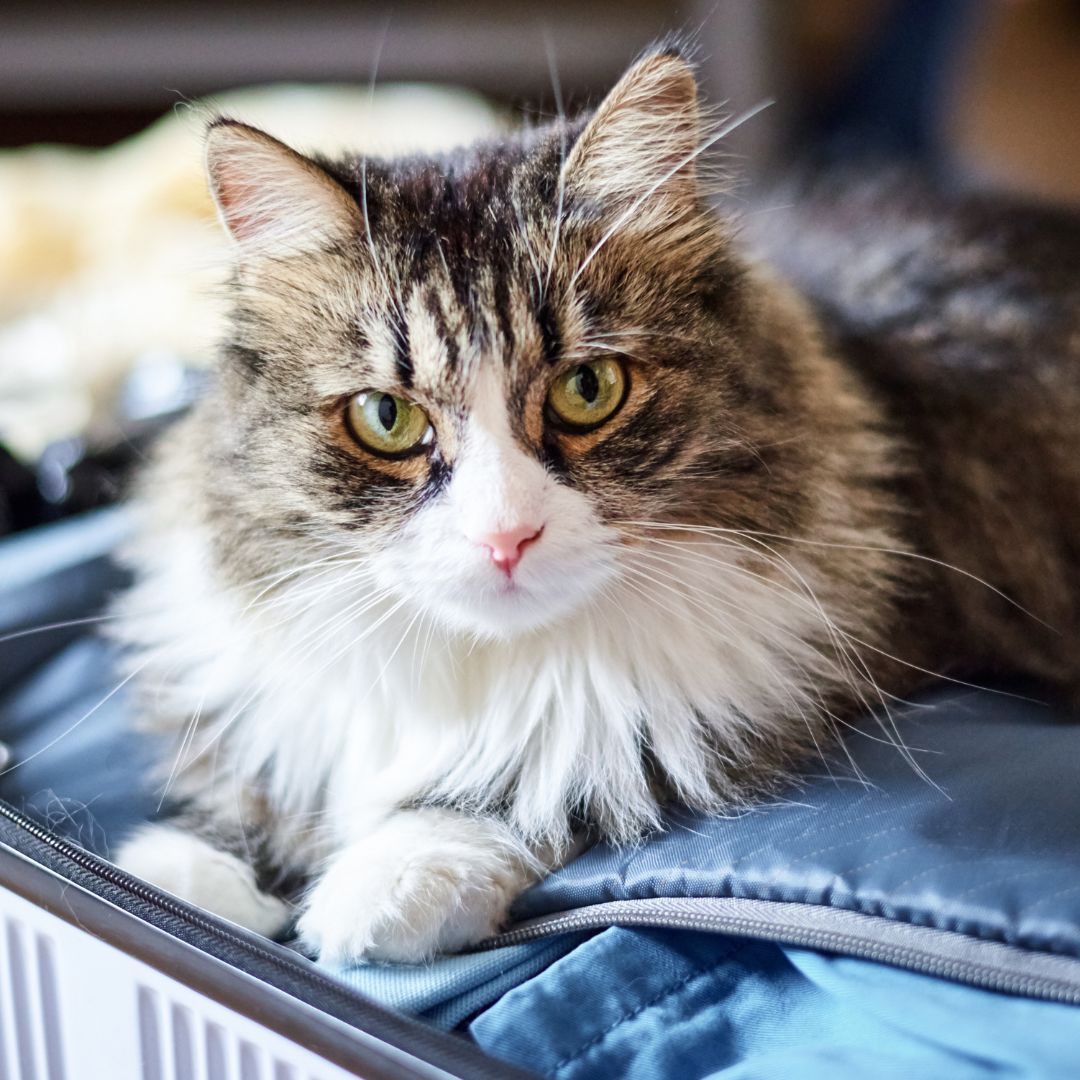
[114,824,290,938]
[297,817,529,964]
[297,848,512,964]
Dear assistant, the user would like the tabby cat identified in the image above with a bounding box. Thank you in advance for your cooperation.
[114,48,1080,962]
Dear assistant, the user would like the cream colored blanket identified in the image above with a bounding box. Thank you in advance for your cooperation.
[0,84,501,458]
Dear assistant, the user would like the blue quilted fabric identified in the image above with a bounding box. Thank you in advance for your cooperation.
[470,928,1080,1079]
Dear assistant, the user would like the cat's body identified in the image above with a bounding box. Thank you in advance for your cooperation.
[750,173,1080,693]
[114,51,1080,962]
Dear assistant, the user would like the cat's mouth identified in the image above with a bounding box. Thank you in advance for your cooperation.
[491,574,526,596]
[401,554,586,637]
[477,565,534,601]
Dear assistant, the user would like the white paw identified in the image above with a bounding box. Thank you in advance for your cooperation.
[297,811,536,965]
[114,825,290,938]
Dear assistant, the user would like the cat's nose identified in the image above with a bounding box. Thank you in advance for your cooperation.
[472,524,544,574]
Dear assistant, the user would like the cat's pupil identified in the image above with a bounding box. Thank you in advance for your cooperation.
[377,394,398,432]
[575,365,600,404]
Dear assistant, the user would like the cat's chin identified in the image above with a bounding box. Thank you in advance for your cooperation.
[429,585,588,639]
[414,562,613,639]
[374,542,617,640]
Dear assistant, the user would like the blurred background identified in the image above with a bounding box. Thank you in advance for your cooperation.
[1,0,1079,534]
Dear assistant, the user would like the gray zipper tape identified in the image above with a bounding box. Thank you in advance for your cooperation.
[488,896,1080,1004]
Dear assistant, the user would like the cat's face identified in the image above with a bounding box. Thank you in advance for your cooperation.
[204,52,781,638]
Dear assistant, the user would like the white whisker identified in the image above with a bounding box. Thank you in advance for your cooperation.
[542,30,568,304]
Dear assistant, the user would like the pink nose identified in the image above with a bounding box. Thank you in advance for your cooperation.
[473,524,543,574]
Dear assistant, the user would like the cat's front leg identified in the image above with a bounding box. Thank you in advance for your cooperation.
[296,808,543,964]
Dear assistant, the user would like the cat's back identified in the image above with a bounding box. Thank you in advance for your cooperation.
[743,170,1080,399]
[745,170,1080,689]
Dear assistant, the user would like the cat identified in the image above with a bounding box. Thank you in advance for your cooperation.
[113,46,1080,963]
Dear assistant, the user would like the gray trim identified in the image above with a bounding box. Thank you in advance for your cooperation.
[489,896,1080,1004]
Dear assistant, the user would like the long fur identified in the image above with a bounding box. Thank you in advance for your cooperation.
[112,50,1080,961]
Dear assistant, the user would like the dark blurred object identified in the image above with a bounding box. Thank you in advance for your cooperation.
[0,444,40,536]
[0,360,204,538]
[784,0,1080,204]
[801,0,982,171]
[35,432,144,522]
[1,424,158,537]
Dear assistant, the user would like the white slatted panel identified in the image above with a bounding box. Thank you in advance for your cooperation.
[0,912,65,1080]
[0,887,363,1080]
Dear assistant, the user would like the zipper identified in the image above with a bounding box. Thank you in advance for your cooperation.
[7,793,1080,1016]
[0,800,529,1080]
[0,798,348,994]
[488,896,1080,1005]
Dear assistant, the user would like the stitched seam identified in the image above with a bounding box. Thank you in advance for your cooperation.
[547,940,745,1076]
[835,841,930,877]
[890,847,1017,891]
[786,823,912,868]
[952,864,1058,902]
[1025,881,1080,917]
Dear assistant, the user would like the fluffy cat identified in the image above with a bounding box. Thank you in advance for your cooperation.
[114,48,1080,963]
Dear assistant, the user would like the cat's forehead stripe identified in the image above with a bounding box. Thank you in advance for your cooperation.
[491,272,517,356]
[406,284,461,392]
[424,291,460,371]
[396,271,534,395]
[394,321,414,388]
[537,299,561,365]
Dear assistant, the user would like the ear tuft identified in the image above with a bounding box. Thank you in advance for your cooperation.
[206,120,363,258]
[562,51,702,223]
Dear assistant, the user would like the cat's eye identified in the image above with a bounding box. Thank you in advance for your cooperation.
[546,358,628,433]
[346,391,434,458]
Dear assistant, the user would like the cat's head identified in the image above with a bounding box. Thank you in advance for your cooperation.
[202,49,792,638]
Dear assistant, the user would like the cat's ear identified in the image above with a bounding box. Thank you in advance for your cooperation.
[206,120,363,258]
[561,50,702,223]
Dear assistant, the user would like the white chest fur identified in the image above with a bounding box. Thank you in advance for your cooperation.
[120,518,849,860]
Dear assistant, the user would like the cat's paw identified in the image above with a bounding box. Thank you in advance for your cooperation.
[114,824,290,938]
[296,810,536,964]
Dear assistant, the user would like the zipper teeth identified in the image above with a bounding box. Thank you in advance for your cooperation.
[492,907,1080,1004]
[0,801,354,1004]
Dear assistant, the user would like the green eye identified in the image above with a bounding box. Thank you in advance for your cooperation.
[547,358,628,432]
[346,391,433,458]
